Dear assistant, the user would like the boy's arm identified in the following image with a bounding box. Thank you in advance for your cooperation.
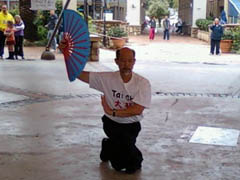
[77,71,90,84]
[101,96,145,117]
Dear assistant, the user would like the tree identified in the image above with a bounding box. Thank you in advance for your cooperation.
[147,0,169,17]
[19,0,38,41]
[167,0,179,9]
[146,0,169,27]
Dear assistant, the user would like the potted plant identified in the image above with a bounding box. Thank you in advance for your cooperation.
[220,29,233,53]
[107,26,127,48]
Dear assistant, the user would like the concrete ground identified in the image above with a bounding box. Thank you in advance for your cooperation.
[0,34,240,180]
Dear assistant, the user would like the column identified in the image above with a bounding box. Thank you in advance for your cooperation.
[63,0,77,10]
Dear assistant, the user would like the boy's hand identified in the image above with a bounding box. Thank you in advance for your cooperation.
[58,38,67,52]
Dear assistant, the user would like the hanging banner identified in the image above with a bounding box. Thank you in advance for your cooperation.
[31,0,56,10]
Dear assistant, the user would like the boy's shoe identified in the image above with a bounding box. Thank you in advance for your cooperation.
[125,165,142,174]
[111,161,125,171]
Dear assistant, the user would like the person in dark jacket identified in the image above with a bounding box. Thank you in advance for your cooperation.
[163,16,170,40]
[45,10,58,51]
[210,18,223,55]
[149,17,156,40]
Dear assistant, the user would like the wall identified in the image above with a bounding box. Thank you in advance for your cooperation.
[192,0,207,27]
[178,0,193,34]
[179,0,192,26]
[207,0,225,18]
[140,0,146,25]
[63,0,77,10]
[126,0,140,26]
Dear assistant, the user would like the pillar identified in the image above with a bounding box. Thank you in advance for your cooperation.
[63,0,77,10]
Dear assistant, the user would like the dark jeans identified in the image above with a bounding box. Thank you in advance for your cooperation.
[101,115,143,170]
[0,31,6,57]
[15,36,24,57]
[210,39,221,55]
[163,29,170,40]
[176,26,182,34]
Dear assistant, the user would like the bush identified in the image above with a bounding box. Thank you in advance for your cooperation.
[107,27,127,38]
[231,27,240,54]
[221,29,234,40]
[9,8,19,17]
[196,19,212,31]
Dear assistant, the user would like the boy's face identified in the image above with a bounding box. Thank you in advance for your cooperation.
[115,48,136,75]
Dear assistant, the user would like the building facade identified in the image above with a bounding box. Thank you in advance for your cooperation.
[0,0,18,9]
[179,0,207,35]
[179,0,240,34]
[207,0,240,24]
[126,0,146,35]
[77,0,127,21]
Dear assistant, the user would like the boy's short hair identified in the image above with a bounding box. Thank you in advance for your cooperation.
[116,47,135,60]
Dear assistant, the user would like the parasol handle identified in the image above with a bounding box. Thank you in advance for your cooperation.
[46,0,71,51]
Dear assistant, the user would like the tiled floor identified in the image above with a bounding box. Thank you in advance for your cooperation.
[0,35,240,180]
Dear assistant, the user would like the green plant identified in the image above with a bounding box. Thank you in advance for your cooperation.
[196,19,212,31]
[221,29,234,40]
[107,27,127,38]
[147,0,169,19]
[9,8,19,17]
[231,27,240,54]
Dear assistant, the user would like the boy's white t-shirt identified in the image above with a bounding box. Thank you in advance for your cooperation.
[89,71,151,124]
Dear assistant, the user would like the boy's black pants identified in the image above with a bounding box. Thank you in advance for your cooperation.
[101,115,143,170]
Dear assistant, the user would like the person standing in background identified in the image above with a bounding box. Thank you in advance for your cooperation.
[46,10,58,51]
[163,16,170,40]
[0,5,14,59]
[209,18,223,55]
[149,17,156,40]
[14,15,25,60]
[220,8,227,24]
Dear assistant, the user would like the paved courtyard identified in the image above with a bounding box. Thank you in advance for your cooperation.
[0,35,240,180]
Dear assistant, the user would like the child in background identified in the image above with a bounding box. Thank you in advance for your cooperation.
[4,20,15,60]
